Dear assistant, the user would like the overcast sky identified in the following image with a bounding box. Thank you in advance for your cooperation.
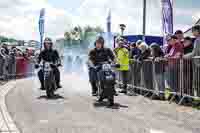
[0,0,199,40]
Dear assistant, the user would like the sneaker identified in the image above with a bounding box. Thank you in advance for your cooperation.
[114,93,119,96]
[119,90,127,94]
[92,92,97,96]
[57,84,62,89]
[107,102,114,107]
[40,87,45,90]
[98,98,103,102]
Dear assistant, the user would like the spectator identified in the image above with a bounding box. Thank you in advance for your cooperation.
[114,38,130,94]
[150,43,165,100]
[165,35,183,101]
[165,35,183,58]
[184,25,200,58]
[175,30,184,44]
[183,37,193,54]
[184,25,200,97]
[137,42,153,93]
[1,43,9,55]
[9,46,17,56]
[129,42,141,59]
[163,34,173,54]
[0,43,9,79]
[136,40,143,47]
[137,42,151,61]
[182,37,193,98]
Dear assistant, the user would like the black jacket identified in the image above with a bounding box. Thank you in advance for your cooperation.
[89,48,115,66]
[137,49,151,61]
[37,49,60,64]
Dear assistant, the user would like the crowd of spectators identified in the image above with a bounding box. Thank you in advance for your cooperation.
[114,25,200,101]
[0,43,35,80]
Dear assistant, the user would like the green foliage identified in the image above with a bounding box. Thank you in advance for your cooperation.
[0,35,17,44]
[64,25,104,43]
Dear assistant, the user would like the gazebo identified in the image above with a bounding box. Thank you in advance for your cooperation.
[184,18,200,37]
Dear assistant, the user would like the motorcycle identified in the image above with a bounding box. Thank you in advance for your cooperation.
[88,61,118,105]
[38,61,57,98]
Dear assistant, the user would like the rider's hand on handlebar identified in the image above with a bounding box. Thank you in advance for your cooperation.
[57,64,62,67]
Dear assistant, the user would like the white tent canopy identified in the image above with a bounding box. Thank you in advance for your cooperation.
[184,19,200,37]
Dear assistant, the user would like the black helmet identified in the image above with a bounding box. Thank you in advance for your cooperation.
[44,37,53,49]
[94,36,104,47]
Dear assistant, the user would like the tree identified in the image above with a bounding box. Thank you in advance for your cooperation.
[84,26,94,33]
[64,31,71,40]
[94,26,104,33]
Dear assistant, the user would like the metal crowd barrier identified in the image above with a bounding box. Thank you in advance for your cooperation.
[116,57,200,104]
[0,56,36,81]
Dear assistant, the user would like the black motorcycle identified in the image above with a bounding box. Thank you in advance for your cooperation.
[89,61,118,106]
[38,61,57,98]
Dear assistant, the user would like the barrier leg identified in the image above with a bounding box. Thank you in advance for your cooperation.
[169,94,176,104]
[178,96,186,105]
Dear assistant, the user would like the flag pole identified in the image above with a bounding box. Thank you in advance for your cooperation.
[39,8,45,52]
[40,35,43,51]
[142,0,146,41]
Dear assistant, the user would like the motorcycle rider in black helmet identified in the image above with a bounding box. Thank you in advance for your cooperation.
[35,37,62,90]
[88,36,117,97]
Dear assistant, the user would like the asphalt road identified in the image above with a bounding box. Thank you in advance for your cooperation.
[5,73,200,133]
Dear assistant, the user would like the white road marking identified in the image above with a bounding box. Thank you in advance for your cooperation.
[150,129,166,133]
[0,81,20,133]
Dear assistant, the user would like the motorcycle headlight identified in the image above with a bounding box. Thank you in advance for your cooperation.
[44,62,51,71]
[102,64,111,71]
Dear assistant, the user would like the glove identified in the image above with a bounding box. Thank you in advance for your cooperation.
[35,64,39,69]
[115,64,120,68]
[50,64,56,68]
[57,64,62,67]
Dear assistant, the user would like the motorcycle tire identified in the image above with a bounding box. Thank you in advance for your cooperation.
[44,71,56,98]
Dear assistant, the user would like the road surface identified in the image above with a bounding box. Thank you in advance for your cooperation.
[5,73,200,133]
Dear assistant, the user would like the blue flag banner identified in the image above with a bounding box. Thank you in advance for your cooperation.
[39,8,45,50]
[162,0,173,45]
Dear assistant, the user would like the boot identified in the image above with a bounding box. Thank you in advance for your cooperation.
[91,82,98,96]
[119,84,127,94]
[108,97,114,107]
[56,82,62,89]
[40,82,45,90]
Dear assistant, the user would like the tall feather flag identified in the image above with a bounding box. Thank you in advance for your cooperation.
[162,0,173,45]
[39,8,45,50]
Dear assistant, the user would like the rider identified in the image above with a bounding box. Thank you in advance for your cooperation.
[35,37,62,90]
[88,36,115,96]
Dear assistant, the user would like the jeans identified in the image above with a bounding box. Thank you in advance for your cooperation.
[155,73,165,95]
[38,67,60,88]
[120,71,129,91]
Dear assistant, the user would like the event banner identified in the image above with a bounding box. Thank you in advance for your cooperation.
[162,0,173,45]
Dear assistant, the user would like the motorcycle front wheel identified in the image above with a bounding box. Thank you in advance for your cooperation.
[44,71,56,98]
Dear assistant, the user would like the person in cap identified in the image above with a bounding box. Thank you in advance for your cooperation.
[150,43,165,100]
[114,38,130,94]
[88,36,115,98]
[184,25,200,97]
[35,37,62,90]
